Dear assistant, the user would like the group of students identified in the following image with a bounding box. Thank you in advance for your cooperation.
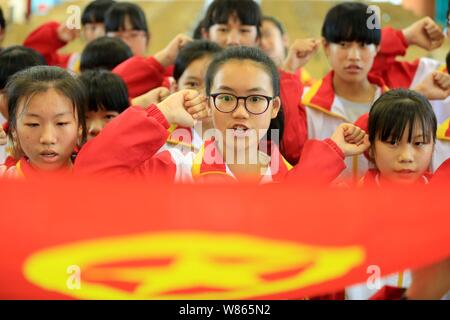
[0,0,449,299]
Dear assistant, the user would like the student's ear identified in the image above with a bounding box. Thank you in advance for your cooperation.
[270,97,281,119]
[0,93,8,119]
[255,36,261,47]
[375,45,381,53]
[322,38,330,57]
[170,80,178,94]
[368,147,375,162]
[201,27,209,40]
[78,126,84,146]
[146,30,152,47]
[282,34,290,48]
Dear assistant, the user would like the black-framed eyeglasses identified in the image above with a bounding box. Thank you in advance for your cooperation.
[210,93,274,115]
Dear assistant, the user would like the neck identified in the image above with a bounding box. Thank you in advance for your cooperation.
[333,74,375,103]
[220,144,269,183]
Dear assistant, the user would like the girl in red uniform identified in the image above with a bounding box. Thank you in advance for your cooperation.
[0,66,87,179]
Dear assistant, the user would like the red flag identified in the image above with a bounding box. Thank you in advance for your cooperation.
[0,177,449,299]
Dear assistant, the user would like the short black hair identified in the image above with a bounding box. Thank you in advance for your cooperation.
[192,19,204,40]
[0,46,46,90]
[262,16,285,35]
[6,66,88,145]
[78,69,129,114]
[322,2,381,45]
[369,89,437,147]
[205,46,283,141]
[81,0,115,26]
[173,40,222,82]
[0,6,5,31]
[105,2,149,38]
[203,0,261,35]
[80,36,132,71]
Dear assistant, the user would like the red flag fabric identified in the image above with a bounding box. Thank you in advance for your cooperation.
[0,177,449,299]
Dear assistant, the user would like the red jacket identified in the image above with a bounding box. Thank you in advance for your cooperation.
[278,70,308,165]
[74,105,345,184]
[23,21,77,69]
[370,27,447,89]
[112,56,169,99]
[432,158,450,185]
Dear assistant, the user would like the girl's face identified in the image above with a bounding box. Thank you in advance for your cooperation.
[208,59,280,155]
[86,108,119,140]
[82,22,106,43]
[324,40,378,84]
[14,88,79,171]
[107,15,148,56]
[260,20,287,67]
[177,55,212,94]
[372,122,434,185]
[205,14,259,48]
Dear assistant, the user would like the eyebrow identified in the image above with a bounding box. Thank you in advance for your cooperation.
[184,76,201,81]
[24,112,73,118]
[216,86,267,94]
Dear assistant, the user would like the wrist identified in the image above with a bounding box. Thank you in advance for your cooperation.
[155,101,173,123]
[401,27,415,46]
[154,51,171,68]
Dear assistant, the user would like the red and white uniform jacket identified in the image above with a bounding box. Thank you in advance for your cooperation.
[371,27,449,123]
[74,105,346,184]
[23,21,80,71]
[433,118,450,172]
[302,71,388,179]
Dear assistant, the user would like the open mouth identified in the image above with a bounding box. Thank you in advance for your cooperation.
[230,124,250,137]
[39,151,59,161]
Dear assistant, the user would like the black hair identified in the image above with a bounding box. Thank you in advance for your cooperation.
[78,69,129,113]
[322,2,381,45]
[192,19,204,40]
[262,16,285,36]
[205,46,283,141]
[105,2,149,39]
[0,6,5,31]
[369,89,437,147]
[81,0,115,26]
[6,66,87,145]
[203,0,261,36]
[80,36,132,71]
[0,46,47,90]
[173,40,222,82]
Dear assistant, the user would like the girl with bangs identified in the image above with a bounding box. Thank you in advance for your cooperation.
[302,2,386,180]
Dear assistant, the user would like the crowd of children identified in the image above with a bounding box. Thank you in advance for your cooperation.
[0,0,449,300]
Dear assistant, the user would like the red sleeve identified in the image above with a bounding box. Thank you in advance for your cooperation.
[113,56,167,98]
[285,138,346,185]
[370,285,407,300]
[23,21,71,68]
[279,70,308,165]
[2,122,8,134]
[431,158,450,185]
[370,27,419,89]
[74,105,175,180]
